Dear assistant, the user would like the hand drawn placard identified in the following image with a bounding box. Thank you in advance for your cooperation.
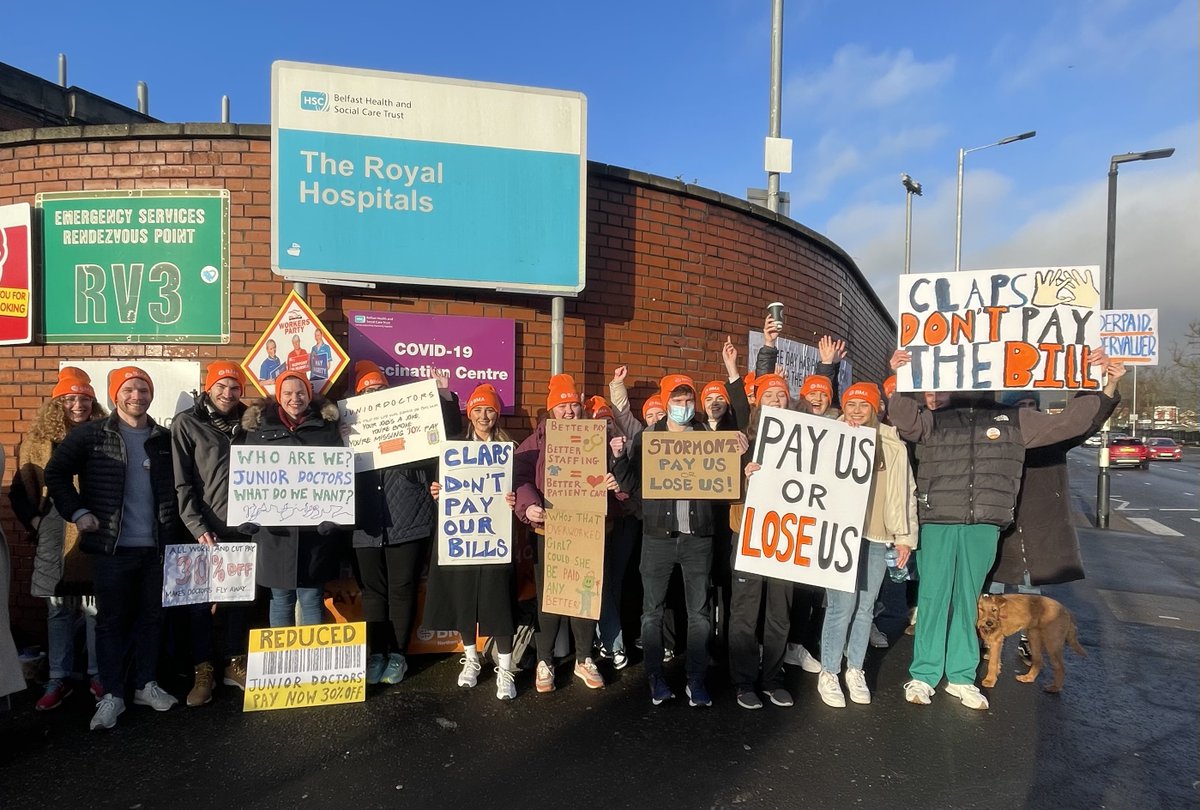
[161,543,257,607]
[641,430,742,500]
[734,407,875,593]
[339,378,446,472]
[1099,308,1158,365]
[244,622,366,712]
[896,267,1103,392]
[437,440,515,566]
[543,419,608,514]
[541,509,605,620]
[226,445,355,527]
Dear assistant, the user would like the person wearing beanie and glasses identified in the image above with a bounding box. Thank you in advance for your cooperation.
[241,370,343,630]
[613,374,749,708]
[426,383,522,699]
[814,382,917,708]
[45,366,181,730]
[347,362,461,688]
[514,373,621,693]
[170,362,253,706]
[10,368,107,711]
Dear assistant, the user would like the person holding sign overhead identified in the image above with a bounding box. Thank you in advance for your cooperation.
[425,383,521,700]
[348,361,461,688]
[888,348,1119,710]
[815,382,917,708]
[241,370,343,629]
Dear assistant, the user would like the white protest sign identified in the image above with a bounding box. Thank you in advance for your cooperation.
[748,332,854,397]
[734,407,875,593]
[339,378,446,472]
[1100,308,1158,365]
[161,543,257,607]
[437,441,514,566]
[63,359,200,428]
[896,267,1104,392]
[226,445,355,527]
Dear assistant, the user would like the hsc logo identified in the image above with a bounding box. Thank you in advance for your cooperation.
[299,91,329,112]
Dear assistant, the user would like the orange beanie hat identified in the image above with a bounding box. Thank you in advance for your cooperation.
[546,374,581,410]
[53,367,94,400]
[641,395,665,421]
[467,384,502,412]
[843,381,882,413]
[800,374,833,399]
[700,380,726,404]
[883,375,897,398]
[586,395,613,420]
[107,366,154,404]
[353,360,388,394]
[205,361,245,392]
[275,370,313,402]
[754,373,790,406]
[659,374,696,406]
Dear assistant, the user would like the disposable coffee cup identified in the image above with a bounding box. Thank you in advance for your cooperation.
[766,302,785,326]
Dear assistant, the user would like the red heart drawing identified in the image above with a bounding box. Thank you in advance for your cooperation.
[587,475,605,487]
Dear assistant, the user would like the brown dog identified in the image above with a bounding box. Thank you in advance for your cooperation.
[976,593,1087,693]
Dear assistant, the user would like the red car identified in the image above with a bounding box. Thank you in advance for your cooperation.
[1108,437,1149,469]
[1146,437,1183,462]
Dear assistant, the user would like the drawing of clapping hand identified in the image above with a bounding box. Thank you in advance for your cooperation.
[1031,268,1100,308]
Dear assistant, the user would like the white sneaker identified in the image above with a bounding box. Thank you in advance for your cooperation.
[457,656,483,688]
[133,681,178,712]
[845,667,871,704]
[904,679,935,705]
[945,682,989,710]
[90,694,125,730]
[495,667,517,700]
[784,643,822,674]
[869,623,889,648]
[817,671,846,708]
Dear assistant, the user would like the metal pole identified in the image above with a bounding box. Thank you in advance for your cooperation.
[904,189,914,275]
[766,0,783,214]
[954,147,965,272]
[1131,366,1138,438]
[550,296,565,375]
[136,81,149,115]
[58,53,67,87]
[221,96,230,124]
[1096,162,1118,528]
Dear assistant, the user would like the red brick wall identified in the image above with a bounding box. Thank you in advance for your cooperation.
[0,126,894,643]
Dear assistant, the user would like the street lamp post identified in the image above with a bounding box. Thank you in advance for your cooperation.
[901,173,922,274]
[1096,147,1174,528]
[765,0,784,214]
[954,130,1036,271]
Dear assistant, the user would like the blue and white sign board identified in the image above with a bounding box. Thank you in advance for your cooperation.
[271,61,586,295]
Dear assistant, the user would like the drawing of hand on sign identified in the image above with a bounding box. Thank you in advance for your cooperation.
[1032,268,1100,309]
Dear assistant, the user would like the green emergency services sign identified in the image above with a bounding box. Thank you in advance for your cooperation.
[37,189,230,343]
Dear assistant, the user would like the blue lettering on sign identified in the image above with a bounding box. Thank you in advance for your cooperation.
[300,92,329,112]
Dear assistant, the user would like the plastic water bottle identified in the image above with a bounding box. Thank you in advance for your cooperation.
[884,544,908,583]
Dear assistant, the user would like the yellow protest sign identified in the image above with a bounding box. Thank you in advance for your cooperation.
[543,419,608,513]
[541,510,605,620]
[244,622,366,712]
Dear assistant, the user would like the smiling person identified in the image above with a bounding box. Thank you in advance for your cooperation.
[45,366,182,731]
[170,362,252,707]
[10,368,107,711]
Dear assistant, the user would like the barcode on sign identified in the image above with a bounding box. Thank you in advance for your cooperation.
[260,646,362,675]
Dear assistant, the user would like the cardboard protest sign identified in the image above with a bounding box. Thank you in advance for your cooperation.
[541,510,605,620]
[161,543,256,607]
[437,440,514,566]
[244,622,366,712]
[543,419,608,513]
[641,431,742,500]
[896,267,1103,392]
[339,378,446,472]
[734,407,875,593]
[241,290,349,397]
[1100,308,1158,365]
[226,445,355,527]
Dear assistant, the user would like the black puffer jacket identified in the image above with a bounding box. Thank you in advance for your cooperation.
[613,419,716,539]
[44,413,180,554]
[171,395,247,541]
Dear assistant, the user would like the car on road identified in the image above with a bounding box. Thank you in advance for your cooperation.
[1146,437,1183,461]
[1109,437,1150,469]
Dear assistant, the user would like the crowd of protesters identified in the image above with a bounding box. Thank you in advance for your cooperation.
[0,310,1125,729]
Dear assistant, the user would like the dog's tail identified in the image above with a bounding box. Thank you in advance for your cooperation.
[1068,616,1087,657]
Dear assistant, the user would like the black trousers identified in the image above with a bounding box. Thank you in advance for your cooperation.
[728,561,793,691]
[354,541,427,656]
[93,548,162,697]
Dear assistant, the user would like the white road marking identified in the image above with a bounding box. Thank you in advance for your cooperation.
[1161,508,1199,512]
[1159,616,1181,621]
[1127,518,1185,537]
[1193,518,1200,524]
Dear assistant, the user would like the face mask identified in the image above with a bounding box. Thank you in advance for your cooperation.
[667,403,694,425]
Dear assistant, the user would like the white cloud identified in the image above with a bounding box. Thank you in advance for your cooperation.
[786,45,955,115]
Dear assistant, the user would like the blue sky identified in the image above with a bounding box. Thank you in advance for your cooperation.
[7,0,1197,353]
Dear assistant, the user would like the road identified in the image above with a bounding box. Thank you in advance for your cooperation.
[0,453,1196,809]
[1067,447,1200,536]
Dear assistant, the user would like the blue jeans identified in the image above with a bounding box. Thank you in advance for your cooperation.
[269,587,325,627]
[47,596,97,680]
[598,516,638,654]
[640,533,712,680]
[821,540,888,672]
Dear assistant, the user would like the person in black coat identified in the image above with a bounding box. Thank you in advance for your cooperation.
[348,362,462,687]
[241,370,343,628]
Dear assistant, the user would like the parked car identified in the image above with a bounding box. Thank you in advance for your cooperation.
[1146,437,1183,462]
[1109,437,1150,469]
